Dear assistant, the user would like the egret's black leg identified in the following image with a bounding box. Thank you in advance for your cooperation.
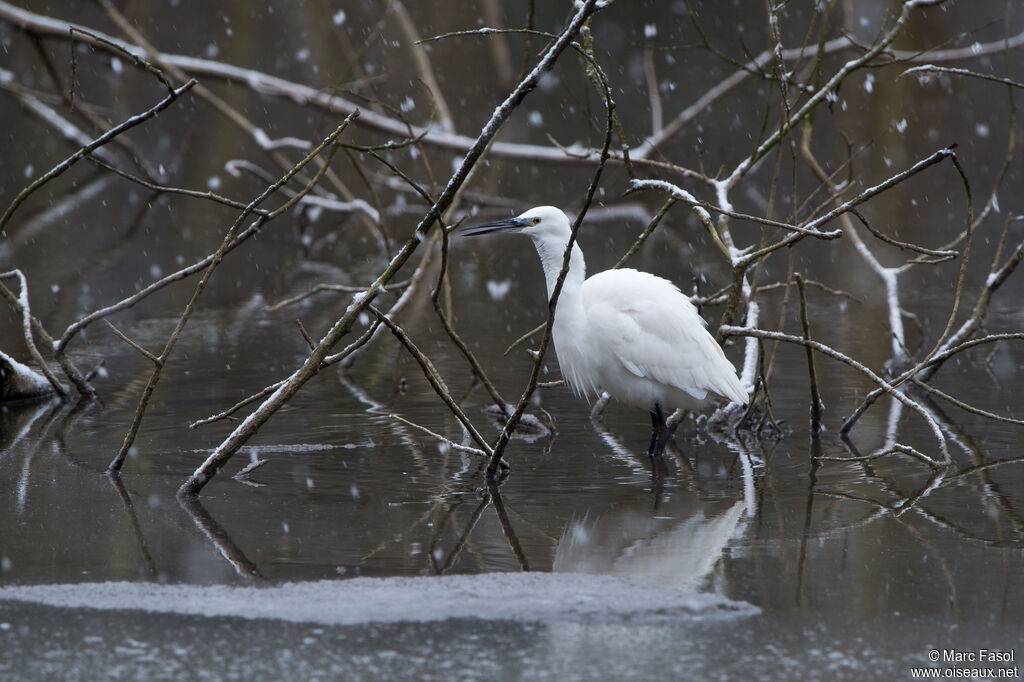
[647,409,661,457]
[647,403,670,486]
[648,402,670,458]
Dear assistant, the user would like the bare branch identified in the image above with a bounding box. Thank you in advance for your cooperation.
[371,305,494,456]
[0,269,66,397]
[900,64,1024,90]
[103,320,160,365]
[721,325,950,467]
[795,275,823,432]
[0,79,195,232]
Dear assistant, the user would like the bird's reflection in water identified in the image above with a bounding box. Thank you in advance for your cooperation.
[553,499,745,591]
[545,498,752,669]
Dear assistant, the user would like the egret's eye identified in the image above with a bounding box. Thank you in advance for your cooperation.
[532,218,541,225]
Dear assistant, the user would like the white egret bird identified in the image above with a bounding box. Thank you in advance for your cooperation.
[459,206,748,458]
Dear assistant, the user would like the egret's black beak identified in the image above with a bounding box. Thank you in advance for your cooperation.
[456,217,530,237]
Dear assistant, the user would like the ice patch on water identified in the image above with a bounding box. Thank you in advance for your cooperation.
[0,573,755,626]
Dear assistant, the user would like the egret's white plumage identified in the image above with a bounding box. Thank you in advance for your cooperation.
[460,206,747,456]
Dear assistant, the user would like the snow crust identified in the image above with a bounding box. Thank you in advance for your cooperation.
[0,573,755,626]
[0,350,54,399]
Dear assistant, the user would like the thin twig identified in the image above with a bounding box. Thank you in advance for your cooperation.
[849,207,958,260]
[899,64,1024,89]
[389,413,488,457]
[503,322,545,357]
[189,319,381,429]
[103,320,160,364]
[613,197,676,269]
[371,305,495,456]
[795,275,823,432]
[0,79,195,231]
[265,279,410,312]
[909,378,1024,426]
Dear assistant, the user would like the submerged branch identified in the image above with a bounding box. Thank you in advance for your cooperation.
[721,325,950,467]
[371,305,494,456]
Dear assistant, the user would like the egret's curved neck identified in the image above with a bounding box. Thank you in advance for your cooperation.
[530,234,586,302]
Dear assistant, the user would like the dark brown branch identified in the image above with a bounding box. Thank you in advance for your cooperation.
[370,305,494,456]
[103,320,160,365]
[0,76,195,231]
[189,319,381,429]
[614,197,676,269]
[795,275,823,433]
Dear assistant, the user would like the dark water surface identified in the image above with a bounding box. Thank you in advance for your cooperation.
[2,1,1023,680]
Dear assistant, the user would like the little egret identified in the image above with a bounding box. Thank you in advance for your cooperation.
[459,206,748,458]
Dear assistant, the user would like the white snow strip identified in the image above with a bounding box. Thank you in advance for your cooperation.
[712,179,733,214]
[189,444,339,455]
[630,179,712,222]
[251,127,312,151]
[295,195,380,223]
[0,573,756,626]
[739,299,760,392]
[845,217,909,363]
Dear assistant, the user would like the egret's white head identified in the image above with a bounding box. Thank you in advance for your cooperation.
[458,206,571,242]
[459,205,584,297]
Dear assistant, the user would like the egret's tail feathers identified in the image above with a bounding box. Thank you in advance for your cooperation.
[716,369,749,406]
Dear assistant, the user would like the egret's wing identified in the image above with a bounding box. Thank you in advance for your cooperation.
[581,269,747,405]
